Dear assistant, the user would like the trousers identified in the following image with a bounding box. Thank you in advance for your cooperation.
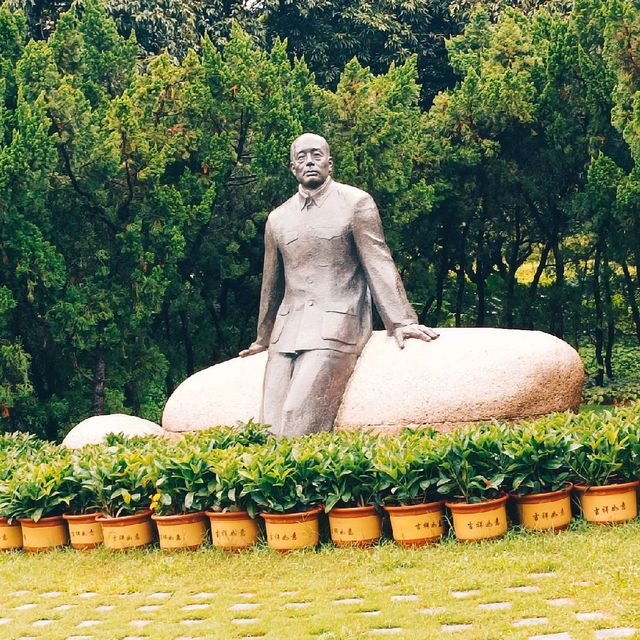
[260,349,359,437]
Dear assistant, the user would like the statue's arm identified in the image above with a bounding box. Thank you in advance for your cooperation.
[239,218,284,357]
[352,198,439,348]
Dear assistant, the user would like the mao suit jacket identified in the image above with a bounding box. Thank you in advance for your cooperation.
[255,178,418,355]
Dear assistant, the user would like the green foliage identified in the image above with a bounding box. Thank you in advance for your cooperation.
[373,428,443,505]
[206,444,259,515]
[502,419,578,494]
[437,423,510,503]
[312,430,380,511]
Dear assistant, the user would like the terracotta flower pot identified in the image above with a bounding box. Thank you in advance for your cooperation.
[445,495,509,542]
[0,517,23,551]
[383,501,445,546]
[205,510,260,551]
[96,510,154,550]
[261,505,323,552]
[152,511,208,552]
[63,513,103,550]
[328,505,382,547]
[511,485,573,532]
[574,480,639,524]
[18,515,69,552]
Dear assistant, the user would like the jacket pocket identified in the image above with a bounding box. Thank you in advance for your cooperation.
[284,231,299,244]
[321,307,359,345]
[270,305,290,343]
[315,227,344,240]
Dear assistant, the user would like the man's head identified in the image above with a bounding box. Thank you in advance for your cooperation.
[290,133,333,189]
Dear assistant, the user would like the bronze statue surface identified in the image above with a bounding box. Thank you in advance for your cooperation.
[240,133,438,436]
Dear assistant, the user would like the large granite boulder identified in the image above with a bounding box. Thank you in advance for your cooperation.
[62,414,164,449]
[162,328,585,434]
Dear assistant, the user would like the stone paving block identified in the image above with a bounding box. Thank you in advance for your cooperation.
[478,601,512,611]
[418,607,446,615]
[95,605,116,612]
[512,618,549,627]
[77,592,98,599]
[77,620,102,628]
[369,629,403,635]
[529,633,571,640]
[334,598,365,605]
[148,592,173,599]
[280,591,298,596]
[9,590,31,596]
[546,598,574,607]
[357,611,381,617]
[121,637,147,640]
[574,581,590,587]
[594,630,638,639]
[239,592,257,598]
[181,619,205,626]
[231,618,260,624]
[575,612,607,621]
[42,591,64,598]
[54,604,77,611]
[229,603,261,611]
[65,636,94,640]
[174,637,205,640]
[137,605,161,612]
[451,590,480,598]
[391,595,419,602]
[530,572,557,579]
[14,603,37,610]
[441,623,474,632]
[130,620,152,627]
[507,586,541,593]
[182,603,212,611]
[0,618,12,624]
[283,602,311,609]
[32,619,55,626]
[190,592,216,599]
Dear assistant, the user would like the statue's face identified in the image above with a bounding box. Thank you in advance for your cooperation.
[290,134,333,189]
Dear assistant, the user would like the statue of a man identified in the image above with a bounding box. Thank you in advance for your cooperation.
[240,133,438,436]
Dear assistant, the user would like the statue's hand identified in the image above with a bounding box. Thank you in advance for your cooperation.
[239,342,268,358]
[394,324,440,349]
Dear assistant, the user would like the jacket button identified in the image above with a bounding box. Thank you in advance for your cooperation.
[306,277,314,284]
[308,300,314,306]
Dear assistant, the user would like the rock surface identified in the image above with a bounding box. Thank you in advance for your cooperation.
[62,414,164,449]
[162,328,585,433]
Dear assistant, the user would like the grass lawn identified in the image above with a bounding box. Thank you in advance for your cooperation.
[1,520,639,640]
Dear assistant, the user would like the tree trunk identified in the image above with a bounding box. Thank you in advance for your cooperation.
[622,260,640,341]
[475,228,486,327]
[524,242,551,329]
[92,353,106,415]
[551,240,565,339]
[455,265,466,327]
[593,248,605,386]
[179,309,195,376]
[602,258,615,380]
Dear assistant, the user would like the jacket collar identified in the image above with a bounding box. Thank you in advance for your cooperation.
[298,176,334,210]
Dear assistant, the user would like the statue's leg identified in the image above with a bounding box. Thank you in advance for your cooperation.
[279,349,358,437]
[261,351,296,436]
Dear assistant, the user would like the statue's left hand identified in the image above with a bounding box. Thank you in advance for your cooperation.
[394,324,439,349]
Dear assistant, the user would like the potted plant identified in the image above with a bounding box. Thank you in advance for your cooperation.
[503,419,576,532]
[84,445,156,550]
[239,438,324,552]
[566,410,640,524]
[62,448,104,549]
[375,429,446,546]
[205,444,261,551]
[148,445,212,552]
[313,431,382,547]
[438,423,510,542]
[0,451,73,552]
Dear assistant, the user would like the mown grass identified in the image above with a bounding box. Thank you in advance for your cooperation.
[1,520,640,639]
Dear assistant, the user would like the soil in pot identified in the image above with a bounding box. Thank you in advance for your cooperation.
[445,495,509,542]
[328,505,382,547]
[18,515,69,552]
[152,511,208,551]
[261,506,323,552]
[0,517,23,551]
[383,501,445,546]
[63,513,103,550]
[205,510,259,551]
[511,485,573,532]
[574,480,639,524]
[97,510,154,550]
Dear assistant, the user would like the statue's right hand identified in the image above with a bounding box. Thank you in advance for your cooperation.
[238,342,268,358]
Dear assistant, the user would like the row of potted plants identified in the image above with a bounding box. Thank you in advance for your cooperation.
[1,407,640,552]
